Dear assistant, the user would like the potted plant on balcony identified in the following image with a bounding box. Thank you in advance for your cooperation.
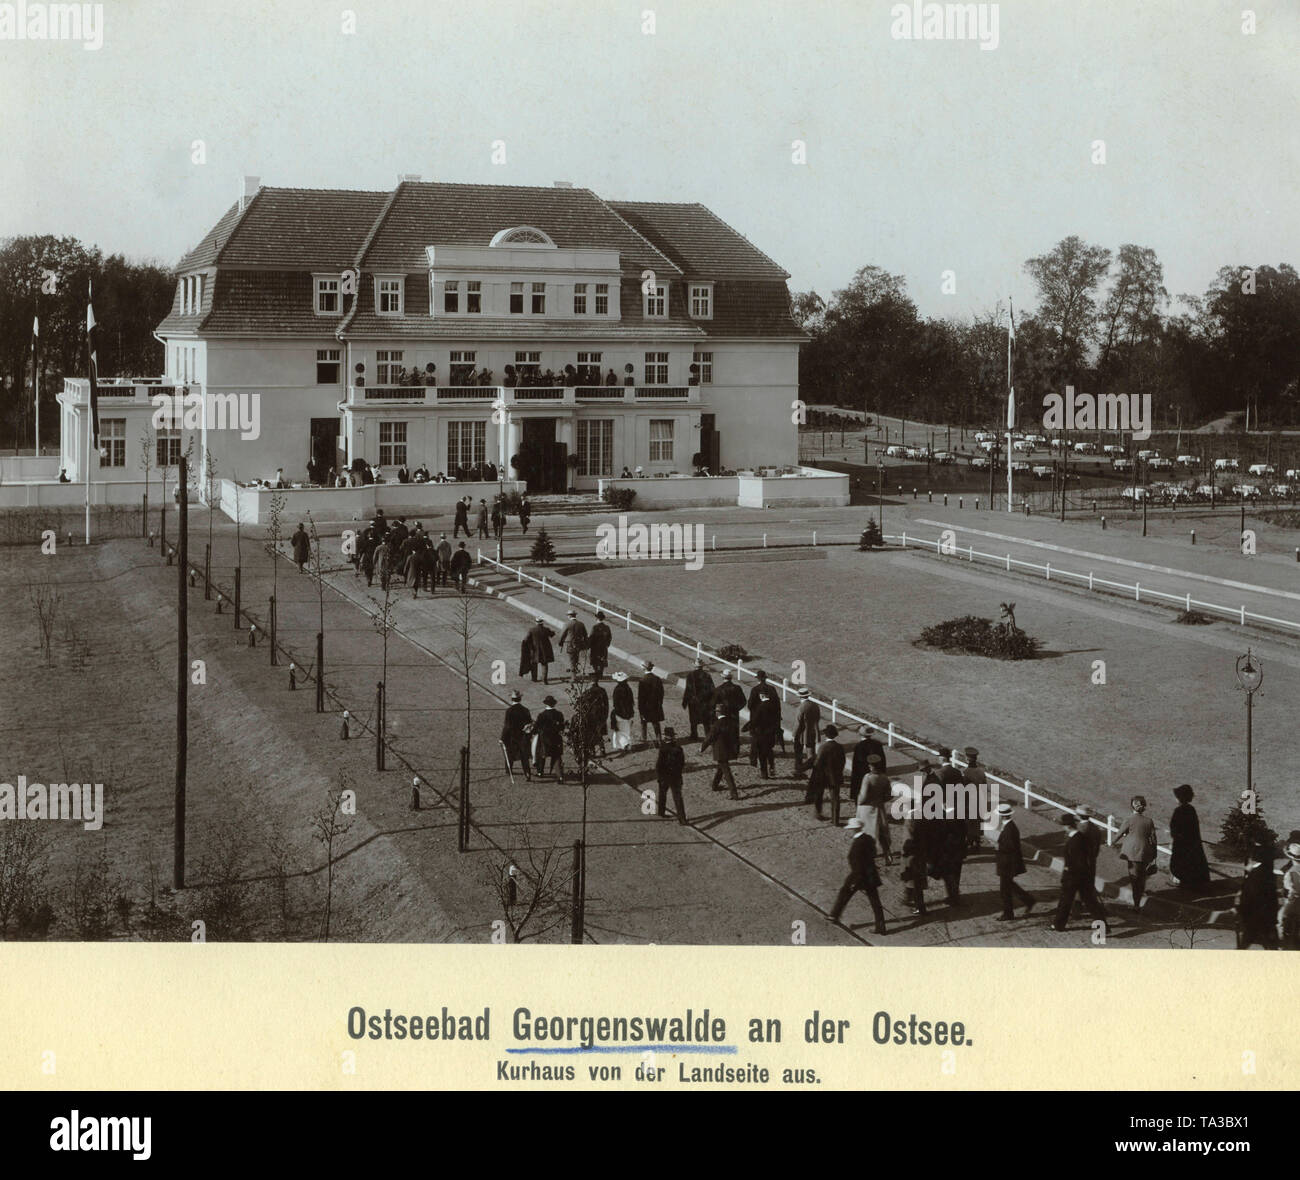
[562,364,578,388]
[623,363,635,388]
[688,363,700,387]
[503,365,518,389]
[423,363,437,386]
[354,361,365,388]
[566,453,581,493]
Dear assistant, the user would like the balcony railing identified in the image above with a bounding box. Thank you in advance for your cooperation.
[575,386,626,400]
[511,387,564,400]
[436,385,497,400]
[62,377,193,403]
[362,385,431,401]
[634,386,689,399]
[345,383,698,408]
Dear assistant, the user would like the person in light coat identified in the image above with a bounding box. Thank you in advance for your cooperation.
[793,688,821,775]
[1114,795,1158,912]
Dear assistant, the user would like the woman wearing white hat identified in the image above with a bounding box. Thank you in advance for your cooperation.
[609,671,635,751]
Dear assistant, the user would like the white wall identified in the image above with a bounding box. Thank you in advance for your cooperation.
[0,479,194,508]
[217,477,525,525]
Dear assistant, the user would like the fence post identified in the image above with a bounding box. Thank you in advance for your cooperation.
[959,497,963,509]
[567,586,572,604]
[1191,530,1196,545]
[975,498,980,511]
[1135,583,1140,602]
[1186,593,1191,612]
[1240,605,1246,626]
[541,576,547,595]
[763,533,767,548]
[1045,563,1051,581]
[1022,779,1031,806]
[626,611,632,630]
[969,545,974,562]
[812,531,817,546]
[712,535,716,550]
[901,531,907,547]
[1106,815,1116,846]
[658,624,665,646]
[780,678,788,702]
[1006,553,1011,571]
[887,721,895,748]
[1088,572,1094,591]
[830,699,837,724]
[695,640,702,661]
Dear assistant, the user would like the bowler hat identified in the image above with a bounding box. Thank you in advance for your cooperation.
[964,746,979,760]
[612,671,628,682]
[797,687,811,698]
[509,690,521,702]
[996,802,1013,816]
[543,695,556,706]
[845,817,864,831]
[595,611,606,620]
[1173,783,1194,804]
[824,725,838,738]
[867,754,884,767]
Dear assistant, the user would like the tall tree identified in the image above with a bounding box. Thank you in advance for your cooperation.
[1023,236,1112,386]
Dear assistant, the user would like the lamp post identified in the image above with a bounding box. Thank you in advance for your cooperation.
[1235,649,1263,801]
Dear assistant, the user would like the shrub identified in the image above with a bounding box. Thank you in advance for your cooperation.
[1173,609,1215,625]
[1219,791,1279,862]
[716,642,749,662]
[529,527,557,565]
[858,519,883,550]
[918,615,1041,660]
[601,487,637,511]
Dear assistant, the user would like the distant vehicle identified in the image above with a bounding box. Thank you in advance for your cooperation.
[1231,484,1261,498]
[1248,463,1275,476]
[1031,464,1054,480]
[932,451,956,465]
[1287,468,1300,481]
[970,456,990,470]
[1194,484,1216,499]
[1049,437,1066,450]
[1214,457,1239,470]
[1026,433,1047,445]
[1073,441,1097,454]
[1010,460,1030,474]
[1121,486,1148,501]
[1269,483,1292,498]
[974,431,994,442]
[1176,454,1197,466]
[1137,449,1159,460]
[1148,457,1173,470]
[1112,458,1134,472]
[1013,440,1034,452]
[1103,444,1125,455]
[978,439,997,452]
[884,444,907,457]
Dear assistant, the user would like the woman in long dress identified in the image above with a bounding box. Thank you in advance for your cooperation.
[1168,783,1211,889]
[609,671,635,751]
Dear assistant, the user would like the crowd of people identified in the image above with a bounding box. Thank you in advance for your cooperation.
[346,510,472,595]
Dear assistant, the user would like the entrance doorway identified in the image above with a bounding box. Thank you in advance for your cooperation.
[310,418,340,485]
[518,417,568,492]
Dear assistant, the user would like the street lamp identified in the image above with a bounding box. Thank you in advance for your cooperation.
[1235,649,1263,801]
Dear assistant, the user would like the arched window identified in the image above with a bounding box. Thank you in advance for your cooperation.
[489,225,557,248]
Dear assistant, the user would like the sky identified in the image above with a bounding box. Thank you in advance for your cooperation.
[2,0,1297,320]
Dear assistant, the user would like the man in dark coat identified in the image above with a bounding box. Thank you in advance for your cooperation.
[929,805,968,906]
[681,658,715,741]
[712,669,745,720]
[587,611,612,680]
[291,523,310,571]
[491,500,506,541]
[435,533,452,587]
[848,726,886,800]
[527,617,555,683]
[449,542,471,592]
[1236,845,1279,950]
[655,727,687,823]
[1072,805,1109,921]
[701,704,740,800]
[532,694,566,780]
[518,497,532,534]
[500,691,532,782]
[453,497,470,538]
[745,669,782,777]
[637,660,664,745]
[899,790,929,915]
[557,610,588,680]
[830,819,887,936]
[476,498,490,539]
[1049,815,1094,931]
[805,725,846,820]
[994,803,1034,920]
[575,673,609,758]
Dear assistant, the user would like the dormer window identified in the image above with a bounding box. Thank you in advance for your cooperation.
[644,282,667,318]
[444,280,459,314]
[531,282,546,314]
[490,225,557,248]
[376,276,404,315]
[315,276,341,315]
[689,283,713,319]
[180,274,204,316]
[510,282,524,314]
[466,280,481,314]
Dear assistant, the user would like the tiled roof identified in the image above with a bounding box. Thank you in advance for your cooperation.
[608,201,791,280]
[176,200,244,270]
[700,280,803,337]
[199,271,349,336]
[359,182,681,275]
[215,188,390,270]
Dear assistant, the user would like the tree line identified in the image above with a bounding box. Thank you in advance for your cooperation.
[0,234,175,451]
[795,237,1300,432]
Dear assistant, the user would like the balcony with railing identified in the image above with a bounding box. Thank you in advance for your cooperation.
[62,377,193,404]
[345,383,699,408]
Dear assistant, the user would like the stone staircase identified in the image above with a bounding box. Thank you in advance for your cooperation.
[524,493,607,517]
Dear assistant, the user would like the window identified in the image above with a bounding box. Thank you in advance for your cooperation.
[690,283,713,318]
[514,351,541,381]
[573,283,587,314]
[156,429,182,468]
[443,280,459,314]
[577,351,602,384]
[595,283,609,315]
[466,280,481,314]
[447,420,486,471]
[315,276,341,314]
[510,282,524,314]
[317,348,342,384]
[377,277,403,315]
[379,421,408,467]
[376,350,404,384]
[576,419,614,477]
[450,351,477,385]
[649,419,674,462]
[99,418,125,467]
[692,349,713,385]
[531,282,546,314]
[643,351,669,385]
[644,283,667,318]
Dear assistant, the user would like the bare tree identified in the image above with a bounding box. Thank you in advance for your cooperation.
[446,595,483,752]
[232,469,243,570]
[305,510,325,637]
[483,826,575,943]
[203,449,219,555]
[137,425,154,536]
[264,488,287,608]
[311,780,355,942]
[0,822,52,938]
[28,575,60,664]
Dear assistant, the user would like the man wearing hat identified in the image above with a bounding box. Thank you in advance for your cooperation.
[857,753,894,861]
[805,725,846,821]
[532,694,566,781]
[588,610,612,681]
[793,688,821,775]
[1049,814,1094,932]
[712,668,745,720]
[1071,805,1108,922]
[961,747,987,849]
[701,704,740,800]
[848,725,886,801]
[1236,844,1279,950]
[744,669,782,778]
[655,727,688,823]
[682,657,716,742]
[637,660,665,746]
[574,671,609,758]
[1277,836,1300,949]
[557,609,589,681]
[500,691,533,782]
[994,803,1034,920]
[830,819,887,936]
[609,671,635,751]
[526,616,556,684]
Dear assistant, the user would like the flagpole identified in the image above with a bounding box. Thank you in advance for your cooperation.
[84,393,91,543]
[32,317,39,458]
[1006,297,1014,513]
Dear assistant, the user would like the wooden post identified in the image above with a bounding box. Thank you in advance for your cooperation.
[269,595,277,665]
[204,541,211,600]
[376,681,385,771]
[458,746,470,852]
[174,457,188,890]
[570,840,585,944]
[316,632,325,712]
[233,566,241,630]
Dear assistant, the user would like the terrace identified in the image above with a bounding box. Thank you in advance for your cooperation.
[346,384,697,407]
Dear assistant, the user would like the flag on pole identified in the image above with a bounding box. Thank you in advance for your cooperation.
[86,282,100,448]
[1006,299,1016,430]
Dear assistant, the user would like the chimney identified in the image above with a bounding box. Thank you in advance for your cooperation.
[399,173,422,183]
[238,175,261,213]
[553,180,574,189]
